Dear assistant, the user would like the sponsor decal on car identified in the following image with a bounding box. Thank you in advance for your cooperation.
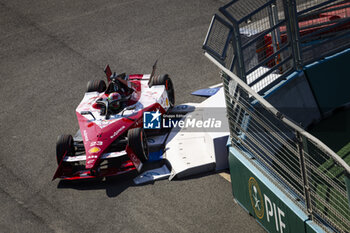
[147,138,155,143]
[89,147,101,153]
[83,130,89,141]
[90,141,103,146]
[110,126,126,139]
[128,150,142,171]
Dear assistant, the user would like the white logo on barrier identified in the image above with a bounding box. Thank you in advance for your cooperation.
[264,195,286,233]
[249,177,264,219]
[248,177,286,233]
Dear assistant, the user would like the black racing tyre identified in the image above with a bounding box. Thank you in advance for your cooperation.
[152,74,175,108]
[127,128,149,162]
[86,80,106,93]
[56,134,75,165]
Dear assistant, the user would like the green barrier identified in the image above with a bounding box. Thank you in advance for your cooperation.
[346,173,350,209]
[228,146,327,233]
[305,221,325,233]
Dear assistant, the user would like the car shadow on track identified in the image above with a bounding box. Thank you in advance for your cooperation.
[56,160,167,197]
[56,159,223,197]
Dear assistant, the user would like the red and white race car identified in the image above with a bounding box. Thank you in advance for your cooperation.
[53,62,175,180]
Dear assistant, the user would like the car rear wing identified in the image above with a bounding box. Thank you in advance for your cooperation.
[104,64,112,82]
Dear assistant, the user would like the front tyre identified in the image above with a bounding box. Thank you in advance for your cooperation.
[86,80,106,93]
[56,134,75,165]
[152,74,175,108]
[127,128,149,162]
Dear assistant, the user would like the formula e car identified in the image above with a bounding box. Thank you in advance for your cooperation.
[53,62,175,180]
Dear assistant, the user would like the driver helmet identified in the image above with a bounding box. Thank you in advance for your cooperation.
[108,92,122,109]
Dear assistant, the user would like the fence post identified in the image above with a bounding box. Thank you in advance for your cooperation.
[282,0,303,70]
[296,131,313,219]
[231,23,247,83]
[221,71,243,138]
[268,1,282,68]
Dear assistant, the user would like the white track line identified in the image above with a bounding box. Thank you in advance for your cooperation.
[218,172,231,183]
[209,83,223,88]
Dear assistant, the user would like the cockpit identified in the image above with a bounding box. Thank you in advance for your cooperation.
[93,73,135,117]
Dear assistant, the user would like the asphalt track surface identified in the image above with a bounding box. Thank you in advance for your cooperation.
[0,0,265,232]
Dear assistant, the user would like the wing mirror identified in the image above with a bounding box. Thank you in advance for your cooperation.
[80,111,96,120]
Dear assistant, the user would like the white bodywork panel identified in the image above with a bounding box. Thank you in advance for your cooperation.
[133,165,170,185]
[164,88,229,179]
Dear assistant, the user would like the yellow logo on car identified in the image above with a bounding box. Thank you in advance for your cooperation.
[166,98,169,106]
[89,147,101,153]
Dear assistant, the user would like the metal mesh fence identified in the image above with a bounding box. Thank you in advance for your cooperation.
[298,0,350,64]
[305,139,350,232]
[296,0,346,14]
[203,0,350,94]
[214,59,350,232]
[223,74,306,200]
[203,0,350,231]
[220,0,296,94]
[203,15,233,64]
[221,0,271,23]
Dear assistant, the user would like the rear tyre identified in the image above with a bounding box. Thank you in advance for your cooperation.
[56,134,75,165]
[152,74,175,108]
[127,128,149,162]
[86,80,106,93]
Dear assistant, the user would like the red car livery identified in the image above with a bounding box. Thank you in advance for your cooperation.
[53,63,175,180]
